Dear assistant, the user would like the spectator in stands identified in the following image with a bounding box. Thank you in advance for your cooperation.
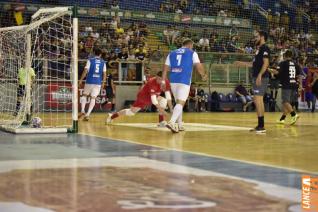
[84,34,95,54]
[267,9,273,30]
[235,82,253,112]
[280,11,290,32]
[244,44,253,54]
[115,23,124,35]
[197,84,207,112]
[135,45,147,81]
[127,49,136,80]
[111,0,120,10]
[198,30,210,52]
[187,83,198,112]
[181,26,192,39]
[163,25,173,46]
[117,47,129,81]
[139,21,148,37]
[218,9,227,17]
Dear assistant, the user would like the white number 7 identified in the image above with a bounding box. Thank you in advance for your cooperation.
[176,55,182,66]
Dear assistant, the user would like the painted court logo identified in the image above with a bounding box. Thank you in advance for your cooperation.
[302,175,318,211]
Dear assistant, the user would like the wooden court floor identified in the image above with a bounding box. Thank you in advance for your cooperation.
[80,112,318,174]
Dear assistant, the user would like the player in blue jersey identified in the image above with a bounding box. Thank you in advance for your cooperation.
[163,38,207,133]
[79,47,107,121]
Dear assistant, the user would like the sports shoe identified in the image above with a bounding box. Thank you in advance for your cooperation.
[106,113,112,124]
[157,121,167,128]
[290,114,299,125]
[78,112,85,119]
[178,125,185,131]
[250,126,266,133]
[166,121,179,133]
[276,119,285,124]
[83,116,89,121]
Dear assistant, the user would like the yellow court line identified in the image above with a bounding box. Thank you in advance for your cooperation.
[79,132,318,176]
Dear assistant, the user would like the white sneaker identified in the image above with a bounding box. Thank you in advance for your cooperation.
[106,113,112,124]
[157,121,167,128]
[166,121,179,133]
[178,125,185,132]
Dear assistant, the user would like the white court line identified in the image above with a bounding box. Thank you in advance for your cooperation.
[113,122,251,132]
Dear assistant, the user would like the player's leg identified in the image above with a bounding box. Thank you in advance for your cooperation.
[14,85,25,116]
[106,106,141,124]
[251,78,268,133]
[106,96,144,124]
[157,96,168,127]
[84,85,101,121]
[167,83,190,133]
[79,84,91,118]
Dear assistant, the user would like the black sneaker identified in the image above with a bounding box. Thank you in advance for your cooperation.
[250,126,266,133]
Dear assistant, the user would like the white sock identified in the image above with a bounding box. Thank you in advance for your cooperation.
[177,112,183,126]
[86,98,96,116]
[170,104,183,123]
[80,96,87,113]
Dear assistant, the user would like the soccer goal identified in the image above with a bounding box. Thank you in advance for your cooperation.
[0,7,78,133]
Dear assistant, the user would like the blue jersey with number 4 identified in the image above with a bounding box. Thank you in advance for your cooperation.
[169,48,194,85]
[86,57,105,85]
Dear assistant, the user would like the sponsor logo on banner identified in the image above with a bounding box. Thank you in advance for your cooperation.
[192,16,201,22]
[88,8,98,16]
[302,175,318,211]
[47,83,72,109]
[146,13,155,19]
[100,10,110,16]
[181,15,191,22]
[78,8,87,15]
[202,17,215,23]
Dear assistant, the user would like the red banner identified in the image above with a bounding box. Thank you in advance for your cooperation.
[46,83,73,110]
[46,83,110,111]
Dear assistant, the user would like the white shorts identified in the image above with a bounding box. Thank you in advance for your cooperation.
[83,84,101,98]
[170,83,190,102]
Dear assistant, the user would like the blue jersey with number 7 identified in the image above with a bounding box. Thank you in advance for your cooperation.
[168,48,195,85]
[86,57,106,85]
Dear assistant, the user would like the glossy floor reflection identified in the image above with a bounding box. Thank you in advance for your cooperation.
[0,112,317,211]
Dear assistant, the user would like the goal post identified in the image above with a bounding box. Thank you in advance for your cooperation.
[0,6,78,134]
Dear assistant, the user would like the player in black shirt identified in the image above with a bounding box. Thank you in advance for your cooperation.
[269,50,301,125]
[250,30,270,133]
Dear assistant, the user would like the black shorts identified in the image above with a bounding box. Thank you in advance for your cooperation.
[17,85,25,97]
[106,87,114,99]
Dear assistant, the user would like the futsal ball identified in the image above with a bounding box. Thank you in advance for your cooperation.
[31,117,42,128]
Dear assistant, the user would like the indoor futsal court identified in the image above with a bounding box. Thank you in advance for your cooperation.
[1,0,318,211]
[0,112,317,211]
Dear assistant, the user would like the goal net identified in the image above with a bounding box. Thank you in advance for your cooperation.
[0,7,78,133]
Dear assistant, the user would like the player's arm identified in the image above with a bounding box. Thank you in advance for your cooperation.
[268,66,279,75]
[151,94,167,115]
[162,54,171,90]
[102,64,107,90]
[79,60,90,87]
[164,90,173,112]
[111,78,116,95]
[193,52,207,81]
